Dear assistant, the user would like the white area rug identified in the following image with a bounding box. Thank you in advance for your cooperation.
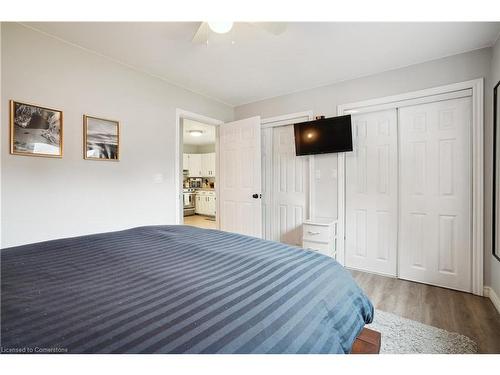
[368,310,478,354]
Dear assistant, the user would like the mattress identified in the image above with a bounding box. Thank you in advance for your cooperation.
[1,225,373,354]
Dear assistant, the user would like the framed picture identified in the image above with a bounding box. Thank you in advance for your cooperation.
[493,80,500,261]
[10,100,63,157]
[83,115,120,161]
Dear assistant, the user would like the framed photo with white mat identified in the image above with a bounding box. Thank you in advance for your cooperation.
[83,115,120,161]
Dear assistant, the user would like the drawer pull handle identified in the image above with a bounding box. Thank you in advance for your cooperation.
[307,231,321,235]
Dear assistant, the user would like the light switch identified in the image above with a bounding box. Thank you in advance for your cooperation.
[315,170,321,180]
[332,169,337,179]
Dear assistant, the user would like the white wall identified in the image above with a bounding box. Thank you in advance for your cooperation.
[183,144,216,154]
[235,47,495,288]
[1,23,233,248]
[183,144,199,154]
[197,144,216,153]
[490,37,500,299]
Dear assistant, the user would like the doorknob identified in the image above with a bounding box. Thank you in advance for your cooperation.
[252,193,262,199]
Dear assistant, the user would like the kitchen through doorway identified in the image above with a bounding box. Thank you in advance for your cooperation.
[181,117,219,229]
[178,112,221,229]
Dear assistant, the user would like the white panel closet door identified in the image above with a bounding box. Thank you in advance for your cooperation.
[271,125,308,246]
[261,127,273,240]
[399,97,472,292]
[219,116,262,238]
[345,109,398,276]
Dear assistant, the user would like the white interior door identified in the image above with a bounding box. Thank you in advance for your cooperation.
[345,109,398,276]
[219,116,262,238]
[399,96,472,292]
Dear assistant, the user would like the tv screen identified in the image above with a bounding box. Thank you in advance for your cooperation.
[294,115,353,156]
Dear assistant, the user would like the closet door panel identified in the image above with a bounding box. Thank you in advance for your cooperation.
[399,97,472,292]
[271,125,308,246]
[345,109,398,276]
[261,127,273,241]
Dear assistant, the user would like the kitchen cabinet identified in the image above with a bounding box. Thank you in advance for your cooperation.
[195,191,216,216]
[202,153,216,177]
[184,153,215,178]
[207,193,216,216]
[187,154,202,177]
[195,194,204,215]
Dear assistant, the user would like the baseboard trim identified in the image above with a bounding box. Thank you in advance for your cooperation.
[345,266,397,279]
[484,286,500,314]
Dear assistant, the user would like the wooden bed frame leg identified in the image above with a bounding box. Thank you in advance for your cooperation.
[351,328,381,354]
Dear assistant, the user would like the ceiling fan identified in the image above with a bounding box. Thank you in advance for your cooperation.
[192,22,287,44]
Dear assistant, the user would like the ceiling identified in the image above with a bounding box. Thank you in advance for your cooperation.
[183,119,216,145]
[25,22,500,106]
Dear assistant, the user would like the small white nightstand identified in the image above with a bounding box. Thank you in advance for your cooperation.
[302,218,337,259]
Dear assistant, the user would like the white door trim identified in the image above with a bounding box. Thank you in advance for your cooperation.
[261,111,314,128]
[337,78,484,296]
[175,109,224,227]
[261,111,314,219]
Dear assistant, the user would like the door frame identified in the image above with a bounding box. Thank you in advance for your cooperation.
[337,78,484,296]
[261,111,314,233]
[175,108,224,227]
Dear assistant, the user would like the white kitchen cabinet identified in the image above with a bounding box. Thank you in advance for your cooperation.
[207,193,216,216]
[201,153,216,177]
[209,153,216,177]
[184,153,215,178]
[195,191,216,216]
[195,193,205,215]
[187,154,202,177]
[205,153,216,177]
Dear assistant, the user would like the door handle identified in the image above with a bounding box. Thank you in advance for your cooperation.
[252,193,262,199]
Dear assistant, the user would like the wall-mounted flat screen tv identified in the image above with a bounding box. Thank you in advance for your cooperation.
[294,115,353,156]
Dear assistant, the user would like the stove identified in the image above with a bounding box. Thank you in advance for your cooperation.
[183,188,197,216]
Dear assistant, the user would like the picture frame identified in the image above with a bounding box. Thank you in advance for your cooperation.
[9,100,63,158]
[493,80,500,262]
[83,115,120,161]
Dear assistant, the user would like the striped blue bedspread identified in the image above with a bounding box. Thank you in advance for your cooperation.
[1,225,373,354]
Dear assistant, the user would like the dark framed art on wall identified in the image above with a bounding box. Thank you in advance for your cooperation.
[10,100,63,158]
[493,80,500,261]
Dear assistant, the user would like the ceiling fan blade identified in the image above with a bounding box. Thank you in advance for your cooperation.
[192,22,210,44]
[251,22,287,35]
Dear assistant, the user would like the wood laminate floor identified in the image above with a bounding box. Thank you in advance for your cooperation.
[183,214,217,229]
[351,270,500,353]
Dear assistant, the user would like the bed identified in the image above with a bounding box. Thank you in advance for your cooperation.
[1,225,374,354]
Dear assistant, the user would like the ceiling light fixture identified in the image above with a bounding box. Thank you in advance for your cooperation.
[189,130,203,137]
[208,22,234,34]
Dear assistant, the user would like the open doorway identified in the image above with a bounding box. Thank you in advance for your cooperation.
[176,109,223,230]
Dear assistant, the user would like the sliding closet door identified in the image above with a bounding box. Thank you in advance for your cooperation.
[399,96,472,292]
[345,109,398,276]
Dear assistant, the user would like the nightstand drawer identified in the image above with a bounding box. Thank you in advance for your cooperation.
[303,224,331,242]
[302,240,333,257]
